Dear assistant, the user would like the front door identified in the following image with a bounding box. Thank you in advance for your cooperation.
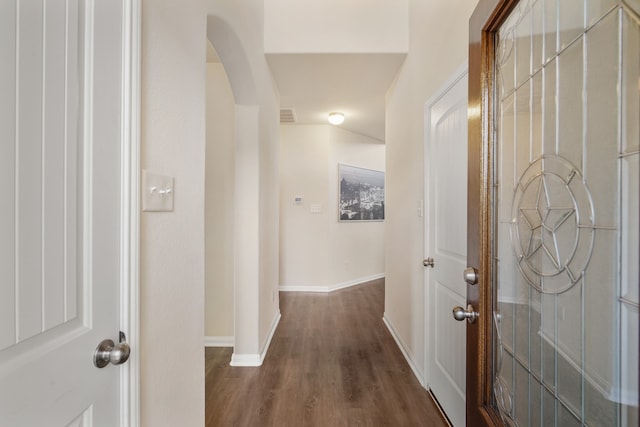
[0,1,133,425]
[467,0,640,426]
[425,67,469,427]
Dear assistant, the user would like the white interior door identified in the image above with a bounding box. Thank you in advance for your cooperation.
[0,1,132,425]
[424,68,468,427]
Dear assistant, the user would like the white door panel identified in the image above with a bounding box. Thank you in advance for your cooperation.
[433,281,466,392]
[0,1,129,425]
[425,68,468,427]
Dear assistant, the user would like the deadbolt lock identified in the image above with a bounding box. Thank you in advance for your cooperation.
[463,266,479,285]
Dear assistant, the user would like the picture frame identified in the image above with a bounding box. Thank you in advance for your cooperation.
[338,164,385,222]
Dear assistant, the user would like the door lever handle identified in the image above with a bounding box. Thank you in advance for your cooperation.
[423,257,435,268]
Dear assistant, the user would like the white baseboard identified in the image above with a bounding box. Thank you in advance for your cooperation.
[498,295,540,313]
[204,336,234,347]
[230,311,281,367]
[260,310,281,361]
[537,328,627,403]
[229,353,261,366]
[279,273,385,293]
[382,312,425,387]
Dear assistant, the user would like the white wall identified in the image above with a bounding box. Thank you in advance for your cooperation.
[137,0,476,421]
[280,125,385,291]
[207,0,281,363]
[328,127,385,285]
[280,125,331,288]
[140,0,206,425]
[384,0,479,380]
[205,62,235,338]
[264,0,408,53]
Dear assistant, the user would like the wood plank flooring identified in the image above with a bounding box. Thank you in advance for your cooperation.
[205,279,449,426]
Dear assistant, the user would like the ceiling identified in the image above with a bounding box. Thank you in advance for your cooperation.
[266,53,405,142]
[207,42,406,143]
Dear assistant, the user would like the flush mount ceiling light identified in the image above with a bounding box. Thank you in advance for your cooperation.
[328,112,345,125]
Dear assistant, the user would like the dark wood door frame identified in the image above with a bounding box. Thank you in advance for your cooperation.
[467,1,519,426]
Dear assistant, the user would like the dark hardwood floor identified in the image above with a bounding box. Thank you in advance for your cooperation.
[205,279,449,426]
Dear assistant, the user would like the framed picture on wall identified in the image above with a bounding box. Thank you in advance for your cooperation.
[338,164,385,221]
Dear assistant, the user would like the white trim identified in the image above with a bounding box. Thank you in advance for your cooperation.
[424,61,469,110]
[611,384,640,407]
[230,311,281,367]
[538,317,638,405]
[204,336,234,347]
[383,312,425,387]
[229,353,262,367]
[259,311,281,360]
[120,0,141,426]
[279,274,385,293]
[423,61,468,391]
[536,328,630,403]
[496,295,539,312]
[82,0,95,328]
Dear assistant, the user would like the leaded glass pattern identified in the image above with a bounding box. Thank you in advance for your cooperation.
[493,1,639,426]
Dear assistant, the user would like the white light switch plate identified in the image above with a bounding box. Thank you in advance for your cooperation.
[310,204,321,213]
[142,170,174,212]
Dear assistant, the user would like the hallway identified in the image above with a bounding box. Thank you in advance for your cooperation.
[205,279,449,426]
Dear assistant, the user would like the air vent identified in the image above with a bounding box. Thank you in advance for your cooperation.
[280,108,297,124]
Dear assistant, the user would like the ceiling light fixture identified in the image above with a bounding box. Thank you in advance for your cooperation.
[328,112,345,125]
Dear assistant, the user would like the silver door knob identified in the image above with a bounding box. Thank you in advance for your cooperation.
[463,266,479,285]
[94,333,130,368]
[452,304,479,324]
[423,257,435,268]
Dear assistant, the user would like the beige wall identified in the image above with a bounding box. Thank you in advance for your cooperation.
[384,0,479,380]
[140,0,206,425]
[328,127,385,285]
[280,125,331,287]
[205,63,235,338]
[207,0,281,362]
[264,0,408,53]
[280,125,385,290]
[138,0,479,421]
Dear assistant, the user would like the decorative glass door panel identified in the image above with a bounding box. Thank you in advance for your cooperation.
[493,1,639,426]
